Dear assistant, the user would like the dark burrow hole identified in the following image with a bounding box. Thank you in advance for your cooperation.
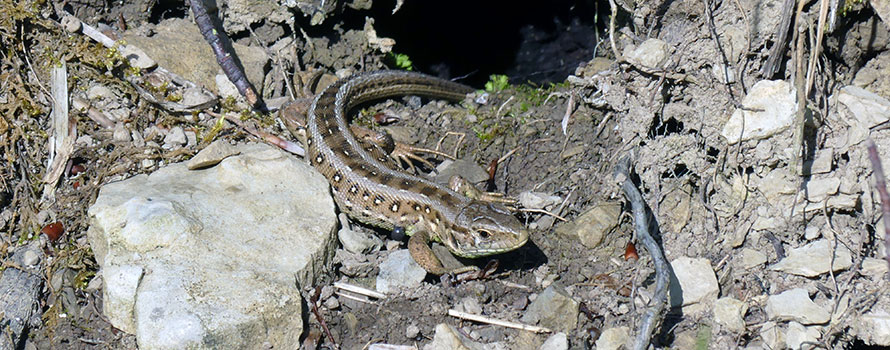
[648,116,685,138]
[661,163,689,179]
[343,0,609,86]
[145,0,610,87]
[706,146,720,162]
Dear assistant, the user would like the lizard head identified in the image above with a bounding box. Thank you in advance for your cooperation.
[446,200,529,258]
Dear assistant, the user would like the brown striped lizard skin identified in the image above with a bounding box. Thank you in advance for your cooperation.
[287,70,529,275]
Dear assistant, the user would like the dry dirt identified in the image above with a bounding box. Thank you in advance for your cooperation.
[1,0,889,349]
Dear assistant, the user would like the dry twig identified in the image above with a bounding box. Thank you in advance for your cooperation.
[447,309,551,333]
[614,156,670,350]
[865,139,890,273]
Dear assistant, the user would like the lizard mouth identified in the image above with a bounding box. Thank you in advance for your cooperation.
[453,230,529,258]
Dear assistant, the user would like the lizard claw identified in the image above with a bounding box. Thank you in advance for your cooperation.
[392,142,455,174]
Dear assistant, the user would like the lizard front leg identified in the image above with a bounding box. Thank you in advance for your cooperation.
[407,230,479,275]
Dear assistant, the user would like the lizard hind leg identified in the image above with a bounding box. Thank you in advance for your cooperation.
[351,125,454,174]
[448,175,518,206]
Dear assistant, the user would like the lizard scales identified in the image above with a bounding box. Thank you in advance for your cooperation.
[305,70,528,274]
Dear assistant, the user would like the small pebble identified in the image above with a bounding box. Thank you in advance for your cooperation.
[163,127,187,148]
[131,130,145,148]
[22,249,39,266]
[475,92,489,104]
[405,324,420,339]
[323,296,340,310]
[113,123,131,142]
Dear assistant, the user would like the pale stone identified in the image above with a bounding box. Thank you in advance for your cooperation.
[728,222,751,248]
[555,202,621,249]
[87,143,336,349]
[113,123,131,142]
[423,323,487,350]
[625,38,670,69]
[803,148,833,175]
[662,186,692,233]
[119,44,156,69]
[669,257,719,313]
[872,0,890,25]
[538,332,568,350]
[757,167,796,206]
[722,80,797,144]
[162,126,186,148]
[765,288,830,325]
[760,321,784,350]
[853,308,890,346]
[801,194,859,212]
[520,285,579,332]
[861,257,890,279]
[180,87,215,109]
[518,191,562,210]
[595,326,630,350]
[187,139,240,170]
[805,178,840,202]
[804,225,821,240]
[770,239,852,277]
[785,321,821,350]
[837,85,890,128]
[216,74,241,99]
[714,297,747,333]
[87,84,116,100]
[338,227,383,255]
[737,248,767,270]
[434,159,490,184]
[376,250,426,294]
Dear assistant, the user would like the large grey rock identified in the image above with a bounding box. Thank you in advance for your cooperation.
[87,143,337,349]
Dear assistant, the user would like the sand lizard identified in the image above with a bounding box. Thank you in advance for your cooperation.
[280,70,528,275]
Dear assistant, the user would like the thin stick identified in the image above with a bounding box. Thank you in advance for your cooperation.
[188,0,265,110]
[333,282,386,299]
[309,286,337,347]
[334,291,378,305]
[446,309,552,333]
[497,147,520,165]
[806,0,829,96]
[517,208,567,222]
[608,0,622,62]
[614,156,670,350]
[207,111,305,156]
[865,139,890,275]
[561,92,576,136]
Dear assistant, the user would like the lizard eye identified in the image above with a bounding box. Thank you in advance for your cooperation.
[477,229,491,239]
